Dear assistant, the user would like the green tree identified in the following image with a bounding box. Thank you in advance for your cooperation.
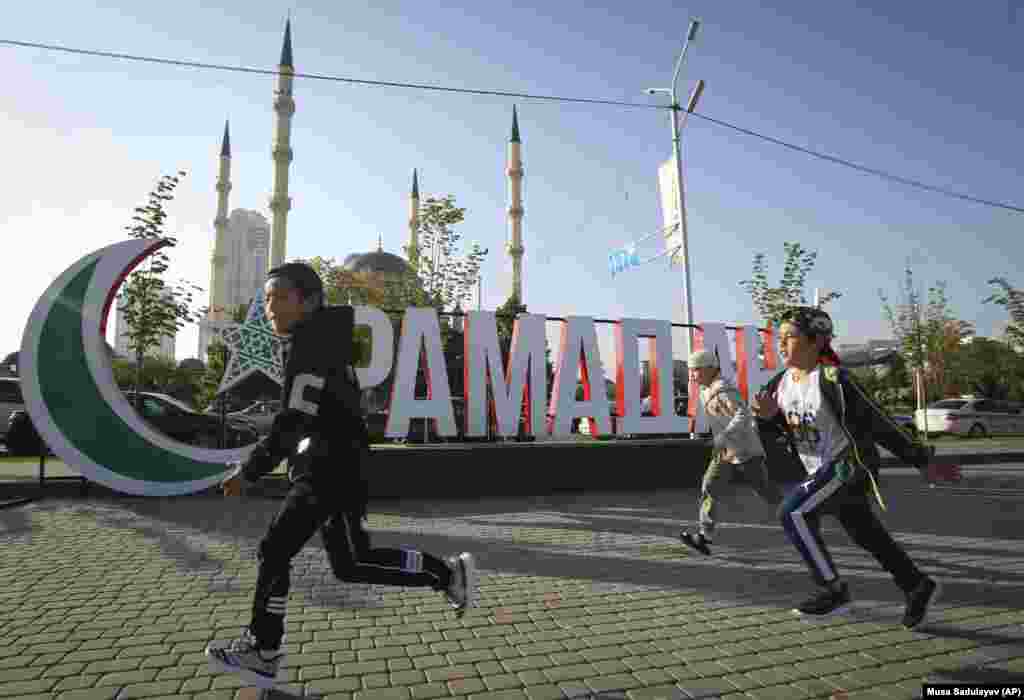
[880,266,973,404]
[111,355,200,405]
[848,354,913,414]
[947,337,1024,401]
[300,256,390,368]
[196,339,228,410]
[494,293,526,355]
[117,171,204,407]
[412,196,487,312]
[739,241,841,327]
[983,277,1024,350]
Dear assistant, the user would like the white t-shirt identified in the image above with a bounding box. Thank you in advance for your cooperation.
[777,367,849,475]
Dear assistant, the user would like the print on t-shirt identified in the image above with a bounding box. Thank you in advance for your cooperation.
[777,367,849,476]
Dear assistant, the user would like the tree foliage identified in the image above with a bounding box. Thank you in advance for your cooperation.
[413,196,487,312]
[738,242,841,326]
[116,171,204,401]
[110,356,204,407]
[983,277,1024,349]
[196,339,228,410]
[947,337,1024,402]
[300,256,387,367]
[848,354,914,413]
[879,266,974,404]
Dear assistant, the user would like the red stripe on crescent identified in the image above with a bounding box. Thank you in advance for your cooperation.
[98,239,172,337]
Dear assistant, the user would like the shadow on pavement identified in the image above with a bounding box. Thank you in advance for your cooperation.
[38,487,1024,616]
[0,504,38,536]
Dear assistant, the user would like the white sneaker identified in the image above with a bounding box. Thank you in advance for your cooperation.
[445,552,478,617]
[205,627,283,689]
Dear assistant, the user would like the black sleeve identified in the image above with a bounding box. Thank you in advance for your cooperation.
[239,407,319,482]
[842,371,931,469]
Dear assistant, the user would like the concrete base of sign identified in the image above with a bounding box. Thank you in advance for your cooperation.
[5,437,1006,502]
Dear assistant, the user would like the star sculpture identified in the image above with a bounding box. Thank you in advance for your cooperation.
[217,287,287,394]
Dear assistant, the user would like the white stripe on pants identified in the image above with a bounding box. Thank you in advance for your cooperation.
[787,471,845,582]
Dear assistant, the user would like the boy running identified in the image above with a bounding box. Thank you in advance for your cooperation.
[680,349,782,555]
[205,262,477,687]
[752,306,939,628]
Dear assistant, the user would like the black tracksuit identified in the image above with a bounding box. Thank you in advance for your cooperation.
[757,364,933,594]
[238,306,452,650]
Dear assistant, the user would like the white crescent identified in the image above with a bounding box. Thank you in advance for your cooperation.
[19,238,257,496]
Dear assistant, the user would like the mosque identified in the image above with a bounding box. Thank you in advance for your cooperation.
[199,20,527,362]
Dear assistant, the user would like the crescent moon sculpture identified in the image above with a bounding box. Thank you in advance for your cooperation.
[19,239,256,496]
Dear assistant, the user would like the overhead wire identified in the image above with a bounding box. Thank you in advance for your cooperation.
[2,37,1023,215]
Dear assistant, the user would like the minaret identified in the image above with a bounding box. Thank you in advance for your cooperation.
[405,168,420,267]
[268,19,295,270]
[506,106,525,304]
[209,120,232,322]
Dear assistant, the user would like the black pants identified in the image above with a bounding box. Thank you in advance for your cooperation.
[779,460,924,593]
[250,475,452,649]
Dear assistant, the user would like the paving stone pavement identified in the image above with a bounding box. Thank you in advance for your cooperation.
[1,482,1023,700]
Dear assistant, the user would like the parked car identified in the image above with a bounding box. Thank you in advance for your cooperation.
[914,397,1024,438]
[124,392,260,448]
[5,411,54,457]
[204,394,255,415]
[228,400,281,436]
[7,392,260,456]
[0,376,25,444]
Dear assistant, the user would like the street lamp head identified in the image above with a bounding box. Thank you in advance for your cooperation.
[645,87,669,95]
[686,79,705,112]
[687,19,700,41]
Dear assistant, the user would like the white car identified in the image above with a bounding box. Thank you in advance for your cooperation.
[914,398,1024,438]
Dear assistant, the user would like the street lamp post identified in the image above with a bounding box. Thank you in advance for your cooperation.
[646,19,703,359]
[475,245,489,311]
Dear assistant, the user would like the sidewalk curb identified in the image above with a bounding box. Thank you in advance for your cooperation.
[881,450,1024,468]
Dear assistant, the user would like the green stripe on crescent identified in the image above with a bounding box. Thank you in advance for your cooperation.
[39,260,221,483]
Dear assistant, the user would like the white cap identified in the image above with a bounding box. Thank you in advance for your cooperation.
[688,349,719,369]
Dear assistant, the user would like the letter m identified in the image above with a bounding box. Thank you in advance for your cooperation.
[464,311,547,437]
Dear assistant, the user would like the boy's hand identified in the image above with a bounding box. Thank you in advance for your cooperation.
[221,463,247,497]
[752,390,779,419]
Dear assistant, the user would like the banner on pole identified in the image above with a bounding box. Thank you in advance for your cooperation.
[608,246,641,276]
[658,157,684,266]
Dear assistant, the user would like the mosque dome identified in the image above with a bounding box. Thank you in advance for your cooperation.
[342,239,412,277]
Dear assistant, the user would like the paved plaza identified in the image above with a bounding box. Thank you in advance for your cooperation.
[2,476,1023,700]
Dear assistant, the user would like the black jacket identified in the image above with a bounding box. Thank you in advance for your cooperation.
[241,306,369,492]
[757,365,932,505]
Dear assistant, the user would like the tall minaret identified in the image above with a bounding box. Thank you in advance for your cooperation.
[209,120,232,322]
[404,168,420,266]
[506,106,525,304]
[268,19,295,270]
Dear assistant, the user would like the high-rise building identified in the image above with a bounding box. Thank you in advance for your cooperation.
[198,210,270,361]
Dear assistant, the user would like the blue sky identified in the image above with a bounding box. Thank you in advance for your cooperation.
[2,0,1022,368]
